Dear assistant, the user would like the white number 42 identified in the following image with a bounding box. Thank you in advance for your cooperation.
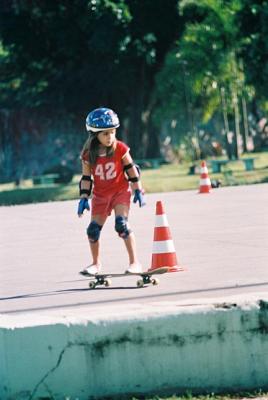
[95,162,116,180]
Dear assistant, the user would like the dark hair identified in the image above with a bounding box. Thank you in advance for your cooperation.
[81,134,116,166]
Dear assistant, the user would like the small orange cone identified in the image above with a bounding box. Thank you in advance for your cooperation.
[198,161,212,194]
[148,201,183,273]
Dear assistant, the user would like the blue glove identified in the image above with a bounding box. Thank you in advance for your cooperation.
[77,198,90,216]
[133,189,146,207]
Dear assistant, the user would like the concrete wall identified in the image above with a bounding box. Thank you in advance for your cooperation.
[1,296,268,400]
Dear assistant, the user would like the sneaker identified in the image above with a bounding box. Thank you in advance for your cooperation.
[125,262,142,274]
[80,263,101,276]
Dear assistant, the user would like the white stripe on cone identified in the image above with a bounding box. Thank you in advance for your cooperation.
[201,166,208,173]
[154,214,169,227]
[200,178,211,186]
[152,240,175,254]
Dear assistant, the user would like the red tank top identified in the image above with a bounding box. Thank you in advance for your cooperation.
[82,140,130,196]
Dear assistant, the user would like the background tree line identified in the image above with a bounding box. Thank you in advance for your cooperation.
[0,0,267,183]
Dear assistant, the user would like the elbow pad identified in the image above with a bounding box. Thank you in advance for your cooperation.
[123,163,140,182]
[79,175,93,197]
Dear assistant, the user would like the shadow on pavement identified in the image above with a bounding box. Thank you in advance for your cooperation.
[1,281,268,315]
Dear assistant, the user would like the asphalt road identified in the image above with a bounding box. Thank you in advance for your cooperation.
[1,184,268,315]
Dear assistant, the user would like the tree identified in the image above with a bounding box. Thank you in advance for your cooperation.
[153,0,259,159]
[116,0,184,157]
[0,0,131,110]
[0,0,133,180]
[235,0,268,104]
[0,0,184,166]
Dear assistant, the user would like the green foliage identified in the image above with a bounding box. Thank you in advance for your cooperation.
[0,0,183,160]
[152,0,266,161]
[0,1,131,110]
[0,1,181,113]
[235,0,268,106]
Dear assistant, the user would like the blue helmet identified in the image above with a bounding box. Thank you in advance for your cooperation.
[86,107,120,132]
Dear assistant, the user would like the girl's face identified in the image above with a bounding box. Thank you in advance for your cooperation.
[97,129,116,147]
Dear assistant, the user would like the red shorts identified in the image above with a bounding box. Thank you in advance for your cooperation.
[91,188,131,217]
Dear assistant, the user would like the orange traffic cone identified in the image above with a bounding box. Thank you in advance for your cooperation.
[198,161,212,194]
[149,201,183,273]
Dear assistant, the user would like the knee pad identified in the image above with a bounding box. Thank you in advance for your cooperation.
[87,221,102,243]
[115,215,131,239]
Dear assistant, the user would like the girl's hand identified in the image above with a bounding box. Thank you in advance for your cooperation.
[78,198,90,217]
[133,189,146,207]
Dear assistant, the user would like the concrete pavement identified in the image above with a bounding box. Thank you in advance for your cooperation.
[1,183,268,315]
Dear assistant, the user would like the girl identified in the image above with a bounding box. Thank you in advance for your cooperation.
[78,107,146,275]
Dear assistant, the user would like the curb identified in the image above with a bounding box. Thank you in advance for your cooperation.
[1,294,268,399]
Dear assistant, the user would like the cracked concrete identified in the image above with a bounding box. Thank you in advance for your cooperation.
[1,296,268,399]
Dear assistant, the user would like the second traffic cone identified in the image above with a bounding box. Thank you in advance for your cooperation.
[148,201,183,273]
[198,160,212,194]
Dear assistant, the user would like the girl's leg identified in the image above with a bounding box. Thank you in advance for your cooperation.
[89,240,101,265]
[88,214,107,267]
[114,204,140,268]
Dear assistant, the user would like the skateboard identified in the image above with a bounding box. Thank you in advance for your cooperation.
[79,267,169,289]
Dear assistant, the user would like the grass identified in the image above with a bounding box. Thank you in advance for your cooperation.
[1,152,268,206]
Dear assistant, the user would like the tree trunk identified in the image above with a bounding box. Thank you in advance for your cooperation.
[220,87,232,160]
[125,63,161,159]
[126,90,145,158]
[241,95,249,153]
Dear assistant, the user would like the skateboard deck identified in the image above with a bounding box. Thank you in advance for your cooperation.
[79,267,169,289]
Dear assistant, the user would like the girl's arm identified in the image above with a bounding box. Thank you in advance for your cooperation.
[122,152,143,191]
[79,161,93,199]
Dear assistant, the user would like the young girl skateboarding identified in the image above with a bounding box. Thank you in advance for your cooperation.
[78,107,146,275]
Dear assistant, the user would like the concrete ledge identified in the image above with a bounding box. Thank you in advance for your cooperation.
[1,294,268,399]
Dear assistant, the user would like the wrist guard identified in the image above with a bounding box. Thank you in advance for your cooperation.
[79,175,93,197]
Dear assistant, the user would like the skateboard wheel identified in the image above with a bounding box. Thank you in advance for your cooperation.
[89,281,96,289]
[152,278,159,286]
[137,279,144,288]
[104,279,112,287]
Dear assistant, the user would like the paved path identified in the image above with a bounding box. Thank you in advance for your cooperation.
[1,184,268,315]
